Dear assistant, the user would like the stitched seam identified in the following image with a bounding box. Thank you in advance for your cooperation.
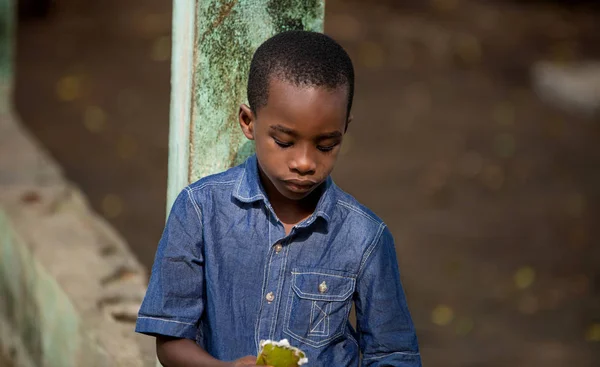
[184,187,202,224]
[137,316,195,326]
[233,163,266,201]
[284,326,343,347]
[189,180,237,192]
[346,330,359,348]
[285,287,348,347]
[291,271,356,279]
[285,284,343,347]
[235,165,246,198]
[363,351,421,360]
[297,210,330,228]
[310,301,316,333]
[269,240,289,340]
[255,212,272,350]
[316,186,333,222]
[337,200,380,225]
[344,300,358,348]
[267,245,280,339]
[325,302,331,336]
[328,303,332,335]
[284,326,343,348]
[270,245,287,338]
[284,277,294,334]
[292,280,354,299]
[315,210,331,221]
[293,286,354,301]
[309,302,327,335]
[238,194,266,201]
[291,272,355,300]
[357,223,386,279]
[263,247,275,338]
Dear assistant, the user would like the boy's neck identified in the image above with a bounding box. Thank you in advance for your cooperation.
[258,169,322,231]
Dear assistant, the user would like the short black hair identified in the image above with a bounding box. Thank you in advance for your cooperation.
[247,30,355,117]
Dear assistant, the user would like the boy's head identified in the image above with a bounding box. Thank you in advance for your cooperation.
[239,30,355,202]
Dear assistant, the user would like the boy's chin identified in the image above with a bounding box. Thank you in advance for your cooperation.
[277,187,312,201]
[275,183,316,201]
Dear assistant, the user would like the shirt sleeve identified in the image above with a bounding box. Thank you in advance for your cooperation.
[135,187,204,340]
[356,225,422,367]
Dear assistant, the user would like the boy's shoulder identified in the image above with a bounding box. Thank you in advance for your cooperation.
[332,184,387,230]
[186,163,244,193]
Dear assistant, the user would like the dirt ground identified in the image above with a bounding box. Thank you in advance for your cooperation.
[13,0,600,366]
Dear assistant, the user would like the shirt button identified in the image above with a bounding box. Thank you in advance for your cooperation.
[274,244,283,253]
[266,292,275,302]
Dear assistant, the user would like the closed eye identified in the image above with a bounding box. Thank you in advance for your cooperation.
[318,143,339,152]
[274,138,292,148]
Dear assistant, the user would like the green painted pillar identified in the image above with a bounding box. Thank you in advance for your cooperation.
[167,0,325,210]
[0,0,14,114]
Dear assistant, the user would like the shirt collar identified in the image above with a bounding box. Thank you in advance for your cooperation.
[233,154,337,226]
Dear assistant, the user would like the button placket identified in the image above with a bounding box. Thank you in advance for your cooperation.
[257,223,289,343]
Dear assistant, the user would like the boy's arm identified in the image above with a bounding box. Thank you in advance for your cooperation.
[156,336,263,367]
[136,189,266,367]
[355,225,422,367]
[135,188,205,340]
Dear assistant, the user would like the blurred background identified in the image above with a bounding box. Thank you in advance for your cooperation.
[12,0,600,365]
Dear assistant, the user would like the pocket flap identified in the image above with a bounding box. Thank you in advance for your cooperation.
[291,269,355,301]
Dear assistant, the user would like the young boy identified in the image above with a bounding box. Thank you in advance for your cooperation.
[135,30,421,367]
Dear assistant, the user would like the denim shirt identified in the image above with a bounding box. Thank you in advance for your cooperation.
[136,155,421,366]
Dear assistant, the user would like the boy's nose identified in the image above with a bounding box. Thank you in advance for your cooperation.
[290,151,316,175]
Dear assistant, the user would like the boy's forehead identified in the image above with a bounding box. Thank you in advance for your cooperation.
[260,79,348,133]
[265,78,348,111]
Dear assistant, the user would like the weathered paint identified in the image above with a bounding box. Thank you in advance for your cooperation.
[0,0,14,114]
[167,0,196,212]
[167,0,325,209]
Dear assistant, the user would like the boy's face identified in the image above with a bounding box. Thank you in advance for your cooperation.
[239,78,350,201]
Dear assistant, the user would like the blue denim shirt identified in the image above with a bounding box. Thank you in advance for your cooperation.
[136,155,421,366]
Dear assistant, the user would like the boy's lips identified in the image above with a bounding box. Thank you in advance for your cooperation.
[283,179,317,192]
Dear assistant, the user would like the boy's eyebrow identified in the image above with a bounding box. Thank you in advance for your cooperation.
[270,124,297,137]
[316,131,343,140]
[270,124,342,140]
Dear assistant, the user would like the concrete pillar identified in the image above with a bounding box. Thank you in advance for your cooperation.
[167,0,325,209]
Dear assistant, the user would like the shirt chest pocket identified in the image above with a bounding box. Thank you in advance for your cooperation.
[284,268,356,348]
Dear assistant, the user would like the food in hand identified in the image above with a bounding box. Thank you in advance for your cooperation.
[256,339,308,367]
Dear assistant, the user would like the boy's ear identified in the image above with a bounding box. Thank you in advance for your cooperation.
[345,114,353,132]
[239,104,255,140]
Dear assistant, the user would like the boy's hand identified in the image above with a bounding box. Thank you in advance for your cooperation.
[229,355,272,367]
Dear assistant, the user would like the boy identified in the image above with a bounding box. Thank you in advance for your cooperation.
[136,30,421,367]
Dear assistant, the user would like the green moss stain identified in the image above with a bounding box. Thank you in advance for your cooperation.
[267,0,324,33]
[186,0,324,182]
[191,0,253,181]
